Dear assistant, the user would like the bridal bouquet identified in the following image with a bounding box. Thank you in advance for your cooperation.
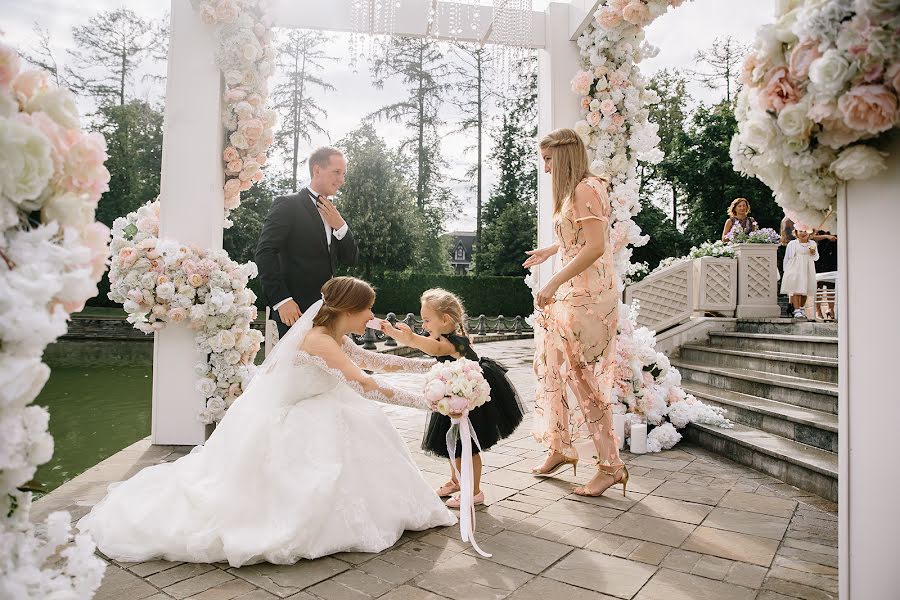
[423,359,491,416]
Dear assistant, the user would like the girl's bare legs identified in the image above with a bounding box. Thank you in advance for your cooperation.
[453,454,482,496]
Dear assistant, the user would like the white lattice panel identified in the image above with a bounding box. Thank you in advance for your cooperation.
[735,243,780,318]
[625,261,694,332]
[694,257,737,313]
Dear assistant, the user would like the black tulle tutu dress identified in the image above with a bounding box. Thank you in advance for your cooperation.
[422,333,525,458]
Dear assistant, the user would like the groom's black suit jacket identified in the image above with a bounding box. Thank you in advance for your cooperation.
[255,188,359,319]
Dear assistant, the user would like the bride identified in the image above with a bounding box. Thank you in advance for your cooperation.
[78,276,456,567]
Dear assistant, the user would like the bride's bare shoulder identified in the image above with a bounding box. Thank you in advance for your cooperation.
[299,328,342,356]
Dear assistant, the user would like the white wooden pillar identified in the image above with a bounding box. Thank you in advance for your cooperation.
[838,135,900,598]
[536,2,584,290]
[151,0,224,445]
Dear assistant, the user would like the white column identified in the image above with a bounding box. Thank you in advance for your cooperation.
[536,2,582,289]
[151,0,224,445]
[839,136,900,598]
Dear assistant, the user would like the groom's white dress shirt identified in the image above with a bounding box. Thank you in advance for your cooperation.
[272,186,349,311]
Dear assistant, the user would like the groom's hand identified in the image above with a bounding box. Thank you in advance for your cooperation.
[317,198,346,230]
[277,300,302,327]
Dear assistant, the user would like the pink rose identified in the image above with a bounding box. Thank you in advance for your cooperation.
[59,131,111,203]
[11,69,51,105]
[600,99,617,115]
[587,111,602,127]
[226,159,243,173]
[252,171,263,182]
[136,216,159,235]
[887,63,900,93]
[581,97,591,109]
[571,70,593,96]
[189,273,205,288]
[670,0,684,6]
[597,7,623,29]
[239,179,252,191]
[156,274,170,285]
[137,238,156,250]
[80,222,110,281]
[0,42,21,90]
[818,117,865,149]
[118,247,137,267]
[838,84,899,135]
[788,40,821,81]
[448,395,469,413]
[622,1,651,26]
[199,5,217,24]
[127,289,144,303]
[224,194,240,210]
[228,382,242,396]
[223,146,240,162]
[224,178,241,195]
[612,114,626,127]
[247,93,264,107]
[16,111,73,170]
[224,89,246,103]
[239,118,264,141]
[759,67,801,113]
[239,162,260,181]
[167,307,188,322]
[807,101,836,123]
[255,152,267,165]
[215,0,239,23]
[181,259,197,274]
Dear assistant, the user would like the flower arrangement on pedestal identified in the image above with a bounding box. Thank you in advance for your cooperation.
[0,41,107,599]
[191,0,277,225]
[108,200,264,424]
[731,0,900,232]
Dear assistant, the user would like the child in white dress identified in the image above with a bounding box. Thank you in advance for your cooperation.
[781,227,819,319]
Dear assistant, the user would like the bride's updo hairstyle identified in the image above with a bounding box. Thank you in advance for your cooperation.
[313,276,376,329]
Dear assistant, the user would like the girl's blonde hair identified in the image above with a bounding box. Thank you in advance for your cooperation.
[727,197,751,219]
[313,276,376,329]
[539,128,603,216]
[421,288,467,336]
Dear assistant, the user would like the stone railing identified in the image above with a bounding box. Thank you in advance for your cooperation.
[351,313,534,349]
[624,243,779,332]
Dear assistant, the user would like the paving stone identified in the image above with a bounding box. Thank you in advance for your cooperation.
[762,577,838,600]
[128,559,184,578]
[356,559,417,586]
[690,555,733,580]
[94,565,161,600]
[377,586,449,600]
[584,532,633,555]
[623,475,666,495]
[543,549,656,599]
[228,559,348,597]
[701,507,790,540]
[464,529,572,574]
[602,512,696,547]
[659,549,702,574]
[776,546,838,569]
[718,491,797,519]
[681,527,780,567]
[650,481,727,506]
[627,542,671,566]
[532,499,620,531]
[610,538,642,558]
[766,566,838,594]
[773,556,838,576]
[564,489,645,511]
[630,495,713,525]
[724,562,767,589]
[185,578,256,600]
[506,576,618,600]
[633,568,755,600]
[164,569,234,599]
[415,552,531,600]
[148,564,217,588]
[628,455,693,472]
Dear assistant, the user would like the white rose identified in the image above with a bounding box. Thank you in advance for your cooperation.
[739,113,779,152]
[854,0,900,13]
[808,49,852,96]
[574,120,591,136]
[0,91,16,118]
[0,118,54,208]
[24,87,80,129]
[156,281,176,300]
[774,7,800,43]
[776,100,813,140]
[775,0,804,16]
[609,153,628,174]
[831,145,888,180]
[41,192,94,228]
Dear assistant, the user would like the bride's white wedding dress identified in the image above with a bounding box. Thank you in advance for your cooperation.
[78,301,455,567]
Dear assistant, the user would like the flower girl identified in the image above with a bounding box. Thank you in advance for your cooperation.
[781,226,819,319]
[380,289,524,508]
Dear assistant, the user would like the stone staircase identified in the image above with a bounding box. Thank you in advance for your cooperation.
[672,319,838,501]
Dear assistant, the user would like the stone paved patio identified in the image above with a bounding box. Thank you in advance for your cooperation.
[34,339,839,600]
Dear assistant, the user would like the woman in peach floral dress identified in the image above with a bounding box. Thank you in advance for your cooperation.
[523,128,626,497]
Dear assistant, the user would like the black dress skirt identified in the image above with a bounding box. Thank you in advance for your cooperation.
[421,334,525,458]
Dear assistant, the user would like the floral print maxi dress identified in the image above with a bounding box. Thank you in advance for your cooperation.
[532,178,622,468]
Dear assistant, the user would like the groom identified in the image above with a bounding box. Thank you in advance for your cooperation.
[255,147,359,337]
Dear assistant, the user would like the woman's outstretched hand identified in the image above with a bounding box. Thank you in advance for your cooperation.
[523,246,555,268]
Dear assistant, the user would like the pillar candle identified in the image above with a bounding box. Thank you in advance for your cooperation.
[630,423,648,454]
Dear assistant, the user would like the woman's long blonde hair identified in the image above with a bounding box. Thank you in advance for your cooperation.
[540,128,599,216]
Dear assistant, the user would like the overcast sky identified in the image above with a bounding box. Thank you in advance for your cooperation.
[4,0,776,231]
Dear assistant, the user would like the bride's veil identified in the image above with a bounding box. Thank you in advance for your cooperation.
[257,299,324,378]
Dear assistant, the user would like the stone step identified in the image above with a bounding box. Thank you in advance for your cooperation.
[683,421,838,502]
[671,360,838,415]
[683,381,837,453]
[735,319,839,337]
[679,344,838,384]
[708,331,838,359]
